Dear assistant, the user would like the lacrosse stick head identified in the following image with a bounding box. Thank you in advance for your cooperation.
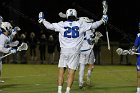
[128,49,135,55]
[17,43,28,51]
[102,0,108,15]
[95,32,103,38]
[122,50,129,55]
[116,48,123,55]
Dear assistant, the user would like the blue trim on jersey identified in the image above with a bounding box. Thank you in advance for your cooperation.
[66,20,73,22]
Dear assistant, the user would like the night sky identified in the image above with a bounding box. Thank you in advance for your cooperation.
[0,0,140,42]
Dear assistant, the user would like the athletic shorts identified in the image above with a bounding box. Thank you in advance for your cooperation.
[136,57,140,71]
[79,50,95,65]
[58,52,80,70]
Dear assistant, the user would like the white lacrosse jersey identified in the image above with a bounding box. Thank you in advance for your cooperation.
[42,20,103,53]
[80,29,95,53]
[0,33,11,53]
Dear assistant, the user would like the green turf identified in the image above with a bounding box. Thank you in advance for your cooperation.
[0,64,137,93]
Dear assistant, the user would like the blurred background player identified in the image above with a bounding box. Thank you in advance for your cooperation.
[19,32,28,64]
[38,8,108,93]
[38,30,47,64]
[78,17,103,88]
[47,34,55,64]
[0,21,19,82]
[28,32,37,63]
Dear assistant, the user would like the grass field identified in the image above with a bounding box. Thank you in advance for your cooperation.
[0,64,137,93]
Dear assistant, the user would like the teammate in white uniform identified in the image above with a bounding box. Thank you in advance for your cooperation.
[38,8,108,93]
[0,21,19,83]
[78,17,103,88]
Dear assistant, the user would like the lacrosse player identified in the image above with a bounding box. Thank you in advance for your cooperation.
[116,23,140,93]
[38,8,108,93]
[78,17,103,88]
[0,21,20,82]
[132,22,140,93]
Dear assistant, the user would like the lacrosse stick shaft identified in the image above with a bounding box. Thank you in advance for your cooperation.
[0,53,12,59]
[134,52,140,55]
[102,0,110,50]
[0,43,28,59]
[106,27,110,50]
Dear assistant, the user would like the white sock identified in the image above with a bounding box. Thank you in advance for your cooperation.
[79,64,85,83]
[58,86,62,93]
[137,87,140,92]
[66,87,70,93]
[87,69,92,77]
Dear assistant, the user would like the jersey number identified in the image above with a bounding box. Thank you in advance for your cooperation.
[64,26,79,38]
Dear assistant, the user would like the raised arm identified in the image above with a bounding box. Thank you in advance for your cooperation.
[38,12,55,31]
[90,15,108,29]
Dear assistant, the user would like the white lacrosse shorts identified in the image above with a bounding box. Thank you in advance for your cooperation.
[58,52,80,70]
[79,50,95,65]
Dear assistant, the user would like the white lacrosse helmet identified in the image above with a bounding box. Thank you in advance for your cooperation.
[66,9,77,18]
[0,22,12,33]
[79,17,93,23]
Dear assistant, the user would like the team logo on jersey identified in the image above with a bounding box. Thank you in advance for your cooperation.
[69,10,74,16]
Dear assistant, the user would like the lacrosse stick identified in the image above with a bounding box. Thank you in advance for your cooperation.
[94,32,103,43]
[102,0,110,50]
[0,43,28,59]
[116,48,140,55]
[6,40,19,47]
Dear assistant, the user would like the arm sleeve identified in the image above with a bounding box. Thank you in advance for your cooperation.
[80,20,103,32]
[42,20,55,31]
[42,20,64,32]
[90,20,103,29]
